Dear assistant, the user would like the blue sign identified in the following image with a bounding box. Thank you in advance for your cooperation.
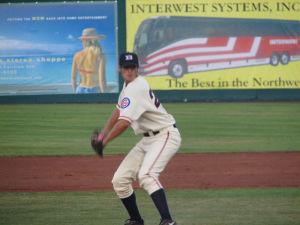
[0,2,118,95]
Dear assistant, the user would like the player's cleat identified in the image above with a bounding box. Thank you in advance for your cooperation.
[124,218,144,225]
[159,219,178,225]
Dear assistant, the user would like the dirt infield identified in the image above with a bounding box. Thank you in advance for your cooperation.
[1,152,300,193]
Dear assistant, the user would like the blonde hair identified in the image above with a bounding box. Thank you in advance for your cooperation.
[81,39,104,68]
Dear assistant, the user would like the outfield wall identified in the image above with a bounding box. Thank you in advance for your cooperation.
[0,0,300,104]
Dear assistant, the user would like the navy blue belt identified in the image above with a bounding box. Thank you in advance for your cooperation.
[143,124,177,137]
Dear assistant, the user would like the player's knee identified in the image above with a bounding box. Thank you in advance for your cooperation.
[138,173,161,194]
[112,175,133,198]
[111,175,128,190]
[138,173,147,188]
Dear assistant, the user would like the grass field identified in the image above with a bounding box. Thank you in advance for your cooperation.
[1,188,300,225]
[0,102,300,225]
[0,102,300,156]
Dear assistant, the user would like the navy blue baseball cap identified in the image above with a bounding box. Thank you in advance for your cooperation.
[119,52,139,68]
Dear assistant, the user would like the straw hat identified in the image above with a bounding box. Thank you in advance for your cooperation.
[77,28,106,40]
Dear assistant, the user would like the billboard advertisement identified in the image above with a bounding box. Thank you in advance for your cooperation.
[0,2,118,95]
[126,0,300,90]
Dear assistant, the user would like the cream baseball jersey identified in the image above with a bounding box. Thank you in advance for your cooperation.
[117,76,175,135]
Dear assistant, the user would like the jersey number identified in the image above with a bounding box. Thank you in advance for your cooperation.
[149,89,160,108]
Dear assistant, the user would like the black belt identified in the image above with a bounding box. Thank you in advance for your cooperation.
[143,124,177,137]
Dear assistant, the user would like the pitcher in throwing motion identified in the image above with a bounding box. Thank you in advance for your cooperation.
[97,52,181,225]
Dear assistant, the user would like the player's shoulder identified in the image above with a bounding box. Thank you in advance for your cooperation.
[130,76,149,92]
[123,77,149,99]
[136,76,150,88]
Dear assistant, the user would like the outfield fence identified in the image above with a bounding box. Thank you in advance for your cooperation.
[1,0,300,103]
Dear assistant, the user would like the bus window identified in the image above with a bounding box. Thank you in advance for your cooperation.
[150,19,166,50]
[166,19,205,42]
[134,19,153,57]
[280,21,300,36]
[136,20,152,48]
[167,27,174,43]
[138,33,148,48]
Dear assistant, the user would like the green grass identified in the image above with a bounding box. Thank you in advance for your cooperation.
[169,102,300,153]
[0,188,300,225]
[0,103,300,156]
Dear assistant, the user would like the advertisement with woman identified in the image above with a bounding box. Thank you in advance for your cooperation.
[0,2,118,95]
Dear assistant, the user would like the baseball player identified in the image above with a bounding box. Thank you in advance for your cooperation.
[92,52,181,225]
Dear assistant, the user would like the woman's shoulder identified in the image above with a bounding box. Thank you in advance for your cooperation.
[74,50,85,58]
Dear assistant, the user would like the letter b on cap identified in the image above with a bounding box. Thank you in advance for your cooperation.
[125,55,133,61]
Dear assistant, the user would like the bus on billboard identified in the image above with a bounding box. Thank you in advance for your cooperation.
[134,16,300,78]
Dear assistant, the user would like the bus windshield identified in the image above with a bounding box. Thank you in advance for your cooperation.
[134,19,153,57]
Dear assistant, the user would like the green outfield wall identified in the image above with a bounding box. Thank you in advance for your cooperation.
[0,0,300,103]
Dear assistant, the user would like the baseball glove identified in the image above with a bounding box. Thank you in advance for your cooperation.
[91,131,104,158]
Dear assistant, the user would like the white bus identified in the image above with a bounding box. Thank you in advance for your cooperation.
[133,16,300,78]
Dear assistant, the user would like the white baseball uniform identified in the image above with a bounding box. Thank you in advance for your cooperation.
[112,76,181,199]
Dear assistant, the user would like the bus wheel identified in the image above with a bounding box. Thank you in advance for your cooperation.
[270,52,280,66]
[280,52,290,65]
[168,59,187,78]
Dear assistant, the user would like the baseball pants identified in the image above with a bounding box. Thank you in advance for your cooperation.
[112,125,181,199]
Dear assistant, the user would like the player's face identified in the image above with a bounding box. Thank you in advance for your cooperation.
[119,66,138,84]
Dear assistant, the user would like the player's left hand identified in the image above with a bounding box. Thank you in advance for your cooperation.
[91,130,104,158]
